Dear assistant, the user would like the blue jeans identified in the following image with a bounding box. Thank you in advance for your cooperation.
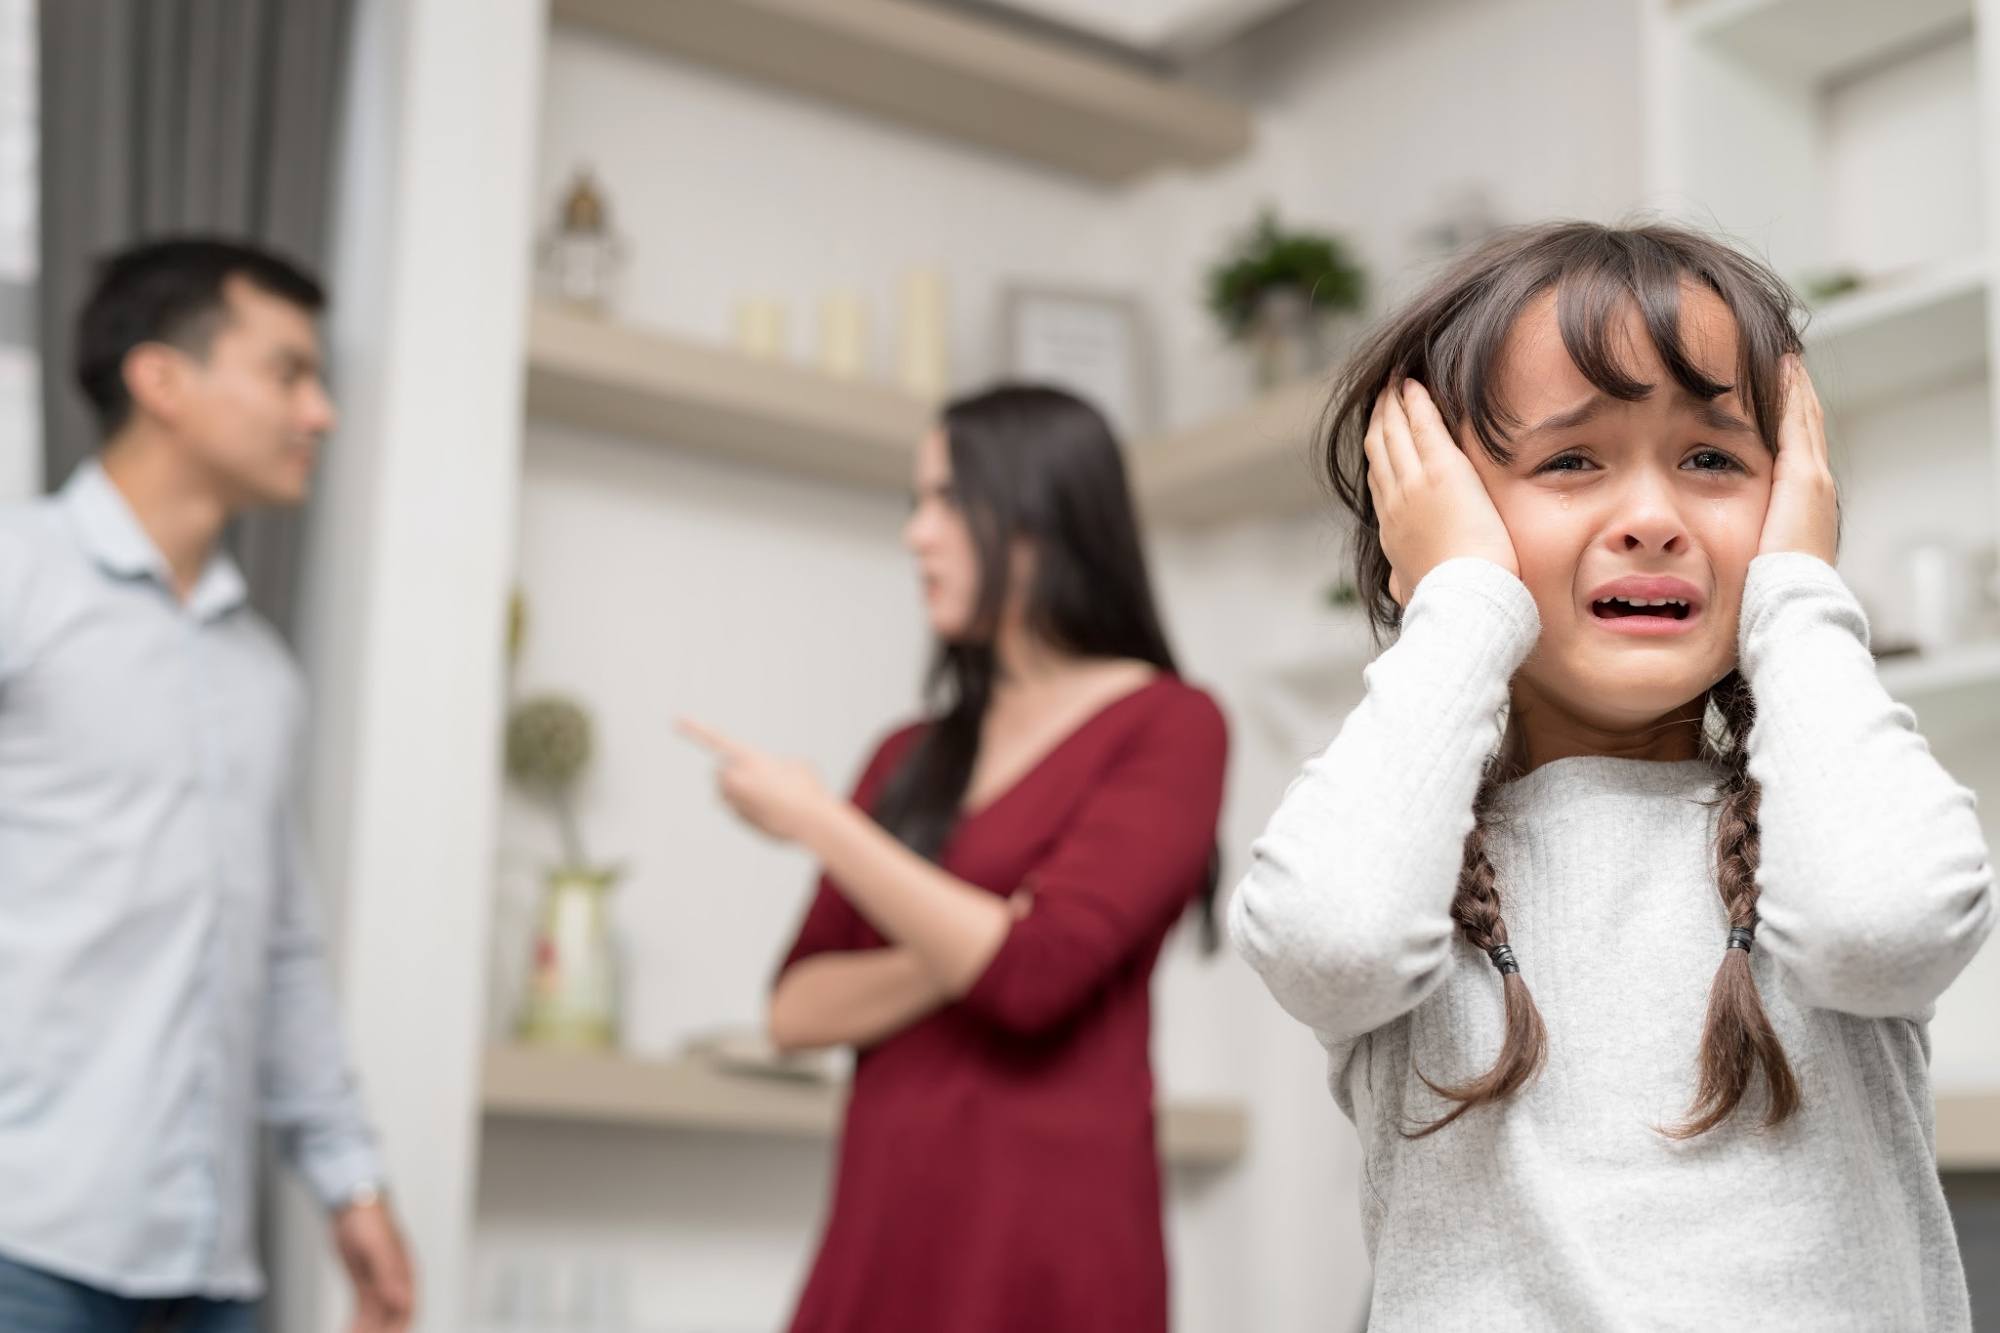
[0,1254,258,1333]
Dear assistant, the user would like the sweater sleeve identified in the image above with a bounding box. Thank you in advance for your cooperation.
[955,687,1228,1037]
[1228,558,1539,1043]
[1738,553,1995,1019]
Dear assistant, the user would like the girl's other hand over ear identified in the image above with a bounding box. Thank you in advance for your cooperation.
[1365,379,1520,605]
[1758,355,1839,565]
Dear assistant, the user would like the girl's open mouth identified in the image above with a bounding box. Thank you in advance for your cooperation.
[1589,594,1699,636]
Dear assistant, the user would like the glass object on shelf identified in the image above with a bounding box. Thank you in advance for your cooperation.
[1908,541,1978,653]
[537,169,626,316]
[503,690,625,1049]
[1408,182,1504,265]
[517,865,622,1049]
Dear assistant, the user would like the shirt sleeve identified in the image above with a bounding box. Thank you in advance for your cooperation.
[774,723,924,983]
[1228,557,1539,1044]
[955,686,1229,1037]
[260,795,387,1211]
[1738,552,1995,1019]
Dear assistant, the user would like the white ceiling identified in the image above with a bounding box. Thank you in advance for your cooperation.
[976,0,1310,56]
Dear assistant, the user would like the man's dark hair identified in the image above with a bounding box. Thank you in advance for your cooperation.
[74,236,327,437]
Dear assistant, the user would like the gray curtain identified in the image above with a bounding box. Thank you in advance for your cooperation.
[37,0,353,637]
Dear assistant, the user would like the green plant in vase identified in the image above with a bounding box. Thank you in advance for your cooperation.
[1207,209,1366,389]
[506,693,622,1049]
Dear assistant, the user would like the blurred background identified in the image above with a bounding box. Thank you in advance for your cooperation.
[2,0,1998,1329]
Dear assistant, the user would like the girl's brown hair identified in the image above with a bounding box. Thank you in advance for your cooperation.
[1324,221,1806,1139]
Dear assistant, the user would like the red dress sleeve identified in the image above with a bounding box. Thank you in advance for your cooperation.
[957,686,1228,1035]
[774,723,925,982]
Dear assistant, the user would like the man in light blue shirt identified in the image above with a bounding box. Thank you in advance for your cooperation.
[0,239,414,1330]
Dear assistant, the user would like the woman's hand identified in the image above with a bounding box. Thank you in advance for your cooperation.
[1365,379,1518,604]
[1758,355,1839,565]
[678,719,835,844]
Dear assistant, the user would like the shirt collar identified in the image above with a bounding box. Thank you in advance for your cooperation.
[59,459,251,621]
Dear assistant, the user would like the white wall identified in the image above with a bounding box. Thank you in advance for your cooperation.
[476,2,1649,1330]
[1798,27,2000,1099]
[284,1,549,1329]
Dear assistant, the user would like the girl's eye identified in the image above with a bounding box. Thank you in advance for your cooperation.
[1534,452,1595,475]
[1684,449,1745,474]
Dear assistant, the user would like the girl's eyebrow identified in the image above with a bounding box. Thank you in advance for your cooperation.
[1525,395,1607,436]
[1692,398,1756,433]
[1524,389,1756,437]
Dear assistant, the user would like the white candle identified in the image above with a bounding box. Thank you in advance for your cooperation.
[897,268,950,401]
[734,298,788,360]
[819,291,869,380]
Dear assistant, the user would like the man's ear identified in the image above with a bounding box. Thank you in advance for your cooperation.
[121,342,189,428]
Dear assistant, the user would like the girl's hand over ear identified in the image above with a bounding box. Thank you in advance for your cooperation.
[1758,355,1839,564]
[1365,379,1519,605]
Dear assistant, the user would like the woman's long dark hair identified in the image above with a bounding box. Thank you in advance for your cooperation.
[1323,221,1806,1136]
[873,384,1222,949]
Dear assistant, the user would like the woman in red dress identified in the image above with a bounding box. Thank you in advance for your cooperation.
[682,384,1228,1332]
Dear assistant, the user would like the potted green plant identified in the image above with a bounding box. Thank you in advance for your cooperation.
[1207,210,1366,388]
[506,692,622,1049]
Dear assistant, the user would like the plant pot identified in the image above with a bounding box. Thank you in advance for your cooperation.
[516,865,622,1049]
[1249,285,1331,390]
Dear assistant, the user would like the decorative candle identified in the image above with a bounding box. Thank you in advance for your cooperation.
[819,291,869,380]
[734,298,788,360]
[897,268,950,401]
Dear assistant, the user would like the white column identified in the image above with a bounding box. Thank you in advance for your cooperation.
[277,0,548,1328]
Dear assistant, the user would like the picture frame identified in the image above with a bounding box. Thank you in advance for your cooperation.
[999,284,1155,439]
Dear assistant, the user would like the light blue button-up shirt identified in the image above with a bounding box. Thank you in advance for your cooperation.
[0,462,381,1297]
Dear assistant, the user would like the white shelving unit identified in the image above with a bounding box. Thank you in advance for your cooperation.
[1803,253,1991,412]
[549,0,1252,183]
[1649,0,2000,674]
[1677,0,1972,84]
[1650,0,2000,1153]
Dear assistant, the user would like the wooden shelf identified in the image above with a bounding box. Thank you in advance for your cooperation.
[1876,640,2000,740]
[481,1044,1250,1168]
[524,303,929,492]
[525,310,1338,523]
[1679,0,1972,84]
[1134,376,1332,526]
[1878,639,2000,701]
[1804,256,1991,413]
[1937,1091,2000,1171]
[550,0,1252,184]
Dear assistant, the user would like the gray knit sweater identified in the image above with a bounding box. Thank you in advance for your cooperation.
[1230,554,1995,1331]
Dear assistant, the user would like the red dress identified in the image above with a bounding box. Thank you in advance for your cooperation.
[780,676,1229,1333]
